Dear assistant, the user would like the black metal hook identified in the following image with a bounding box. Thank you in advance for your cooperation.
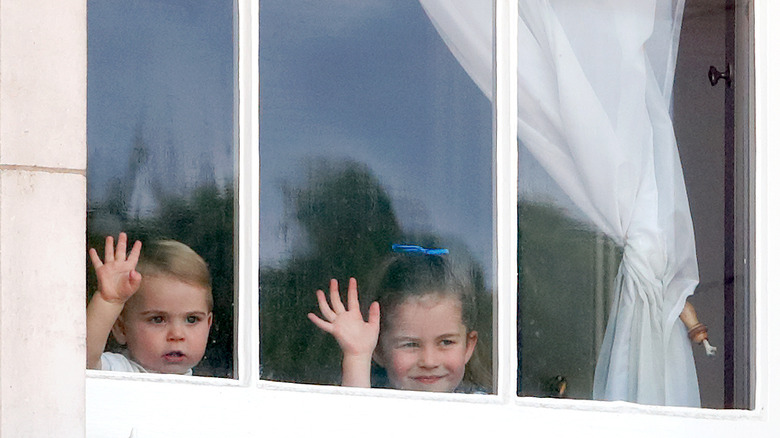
[709,63,732,87]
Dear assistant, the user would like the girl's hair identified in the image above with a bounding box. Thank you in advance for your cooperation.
[135,239,213,310]
[367,253,477,334]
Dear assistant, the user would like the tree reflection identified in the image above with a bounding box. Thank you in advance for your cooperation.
[87,134,235,377]
[260,160,401,384]
[518,201,622,399]
[260,159,493,389]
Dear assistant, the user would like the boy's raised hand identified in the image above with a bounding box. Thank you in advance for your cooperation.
[89,233,143,304]
[308,278,380,382]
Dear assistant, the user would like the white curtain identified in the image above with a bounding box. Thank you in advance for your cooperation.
[420,0,700,406]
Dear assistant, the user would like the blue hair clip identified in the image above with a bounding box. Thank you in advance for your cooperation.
[391,244,449,255]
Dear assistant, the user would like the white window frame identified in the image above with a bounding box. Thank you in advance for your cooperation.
[85,1,780,437]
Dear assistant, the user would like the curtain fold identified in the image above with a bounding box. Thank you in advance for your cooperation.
[420,0,700,406]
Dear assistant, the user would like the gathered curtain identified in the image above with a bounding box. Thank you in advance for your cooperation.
[420,0,700,406]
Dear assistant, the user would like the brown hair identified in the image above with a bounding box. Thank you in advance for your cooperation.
[135,240,213,310]
[367,253,477,336]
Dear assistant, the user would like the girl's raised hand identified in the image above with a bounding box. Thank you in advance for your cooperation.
[308,278,380,359]
[88,233,143,305]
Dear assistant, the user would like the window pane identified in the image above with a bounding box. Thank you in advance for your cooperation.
[517,0,751,408]
[87,0,236,378]
[259,0,495,393]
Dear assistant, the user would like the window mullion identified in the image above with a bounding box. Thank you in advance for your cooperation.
[494,0,519,402]
[236,0,261,385]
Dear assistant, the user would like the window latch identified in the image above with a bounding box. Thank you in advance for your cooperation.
[709,63,732,87]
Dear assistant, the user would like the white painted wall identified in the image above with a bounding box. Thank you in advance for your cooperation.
[0,0,86,436]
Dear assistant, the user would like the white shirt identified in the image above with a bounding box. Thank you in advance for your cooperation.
[100,351,193,376]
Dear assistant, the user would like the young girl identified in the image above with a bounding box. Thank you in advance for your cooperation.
[307,248,479,392]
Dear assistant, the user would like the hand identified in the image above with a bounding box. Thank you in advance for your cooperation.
[88,233,143,305]
[308,278,380,359]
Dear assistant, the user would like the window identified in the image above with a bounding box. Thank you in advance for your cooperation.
[515,0,754,409]
[257,0,495,391]
[87,0,236,378]
[85,1,780,437]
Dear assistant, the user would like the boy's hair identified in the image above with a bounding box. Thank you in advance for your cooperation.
[367,253,477,334]
[135,239,213,310]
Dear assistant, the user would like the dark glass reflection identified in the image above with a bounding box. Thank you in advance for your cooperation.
[259,1,494,392]
[517,162,621,399]
[87,0,236,378]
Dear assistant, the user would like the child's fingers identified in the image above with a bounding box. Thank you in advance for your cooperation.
[88,248,103,269]
[329,278,346,314]
[128,270,143,289]
[315,289,337,321]
[307,312,333,333]
[126,240,142,265]
[115,232,128,261]
[347,277,360,311]
[367,301,380,328]
[103,235,115,263]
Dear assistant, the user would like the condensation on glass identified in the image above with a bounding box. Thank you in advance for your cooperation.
[86,0,236,378]
[517,0,752,409]
[258,1,495,393]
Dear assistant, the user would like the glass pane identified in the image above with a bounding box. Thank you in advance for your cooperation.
[87,0,236,378]
[517,152,620,400]
[517,0,751,409]
[259,1,495,393]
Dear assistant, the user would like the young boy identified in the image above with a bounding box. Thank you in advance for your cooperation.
[87,232,213,375]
